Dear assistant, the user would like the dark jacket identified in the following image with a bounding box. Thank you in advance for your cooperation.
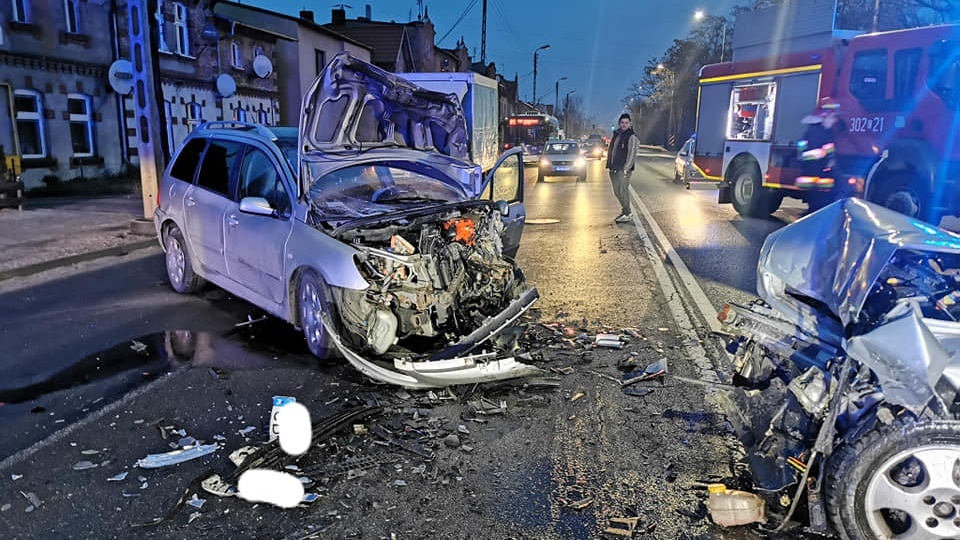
[606,127,638,171]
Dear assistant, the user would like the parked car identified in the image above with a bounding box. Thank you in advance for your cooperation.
[538,140,587,182]
[153,53,539,389]
[674,136,703,184]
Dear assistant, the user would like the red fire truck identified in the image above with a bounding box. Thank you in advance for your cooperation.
[692,20,960,223]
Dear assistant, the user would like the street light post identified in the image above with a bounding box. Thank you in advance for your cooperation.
[555,76,567,115]
[532,44,550,107]
[694,10,727,63]
[564,89,576,133]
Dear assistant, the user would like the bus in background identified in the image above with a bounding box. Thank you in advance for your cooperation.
[502,114,559,164]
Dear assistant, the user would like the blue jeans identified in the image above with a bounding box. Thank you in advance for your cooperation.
[609,168,632,215]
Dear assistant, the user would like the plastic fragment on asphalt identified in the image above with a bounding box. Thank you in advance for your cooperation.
[229,446,259,467]
[20,491,41,509]
[187,493,206,509]
[604,516,640,537]
[1,503,10,511]
[237,469,305,508]
[571,392,585,402]
[187,511,201,524]
[353,424,369,436]
[107,472,128,482]
[238,426,256,436]
[178,436,197,448]
[201,474,237,497]
[80,449,100,455]
[10,474,22,481]
[135,444,218,469]
[394,480,407,487]
[72,460,98,471]
[130,340,147,352]
[567,497,593,509]
[301,493,320,504]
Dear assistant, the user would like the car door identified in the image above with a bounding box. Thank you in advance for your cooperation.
[479,147,525,259]
[223,144,295,305]
[183,138,243,279]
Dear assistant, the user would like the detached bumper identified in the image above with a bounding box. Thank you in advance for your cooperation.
[327,287,542,388]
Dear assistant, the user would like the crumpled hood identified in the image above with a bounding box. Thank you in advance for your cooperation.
[300,52,469,161]
[757,198,960,326]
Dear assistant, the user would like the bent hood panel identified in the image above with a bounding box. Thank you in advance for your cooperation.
[301,52,469,162]
[757,198,960,326]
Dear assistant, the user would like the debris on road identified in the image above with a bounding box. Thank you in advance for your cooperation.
[603,516,640,536]
[107,472,128,482]
[72,460,98,471]
[571,391,585,402]
[135,444,218,469]
[621,361,666,386]
[595,333,623,348]
[129,340,147,353]
[187,493,206,509]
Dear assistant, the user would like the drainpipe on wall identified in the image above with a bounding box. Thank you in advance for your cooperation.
[0,82,22,164]
[108,0,129,167]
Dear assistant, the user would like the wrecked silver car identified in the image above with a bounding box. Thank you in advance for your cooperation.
[719,198,960,539]
[154,52,538,388]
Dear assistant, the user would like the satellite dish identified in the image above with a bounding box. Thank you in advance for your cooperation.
[252,55,273,78]
[108,59,134,95]
[216,74,237,98]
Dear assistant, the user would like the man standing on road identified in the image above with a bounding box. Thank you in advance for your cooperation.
[606,113,640,223]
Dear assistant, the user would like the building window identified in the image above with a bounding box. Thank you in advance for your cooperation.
[236,106,247,122]
[315,49,326,77]
[187,102,203,131]
[231,41,242,68]
[14,89,45,158]
[63,0,80,33]
[163,101,175,155]
[156,0,169,52]
[173,2,190,56]
[258,110,268,125]
[12,0,30,23]
[67,94,94,156]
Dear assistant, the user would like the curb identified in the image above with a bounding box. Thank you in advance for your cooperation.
[0,239,158,282]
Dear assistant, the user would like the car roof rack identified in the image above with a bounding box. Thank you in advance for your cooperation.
[196,121,277,141]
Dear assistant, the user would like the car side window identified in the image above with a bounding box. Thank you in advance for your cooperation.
[196,139,243,197]
[169,138,207,183]
[239,147,291,217]
[482,152,522,203]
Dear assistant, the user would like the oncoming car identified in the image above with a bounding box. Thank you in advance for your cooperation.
[537,140,586,182]
[153,52,540,389]
[581,140,606,160]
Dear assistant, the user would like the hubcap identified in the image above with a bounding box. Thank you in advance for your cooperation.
[166,236,185,288]
[864,445,960,539]
[735,173,755,205]
[300,280,324,349]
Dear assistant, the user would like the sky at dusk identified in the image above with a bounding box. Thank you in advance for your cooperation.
[246,0,741,126]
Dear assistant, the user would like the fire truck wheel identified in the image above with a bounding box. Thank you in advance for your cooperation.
[871,176,943,226]
[731,162,778,217]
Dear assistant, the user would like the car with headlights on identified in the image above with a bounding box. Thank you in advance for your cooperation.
[581,140,606,160]
[153,52,539,389]
[537,140,586,182]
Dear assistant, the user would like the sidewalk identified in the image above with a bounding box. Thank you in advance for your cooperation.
[0,194,158,281]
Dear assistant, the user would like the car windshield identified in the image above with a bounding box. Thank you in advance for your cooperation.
[545,143,579,155]
[306,163,468,219]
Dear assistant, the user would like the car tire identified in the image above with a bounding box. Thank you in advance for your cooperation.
[537,172,545,182]
[824,416,960,540]
[731,162,780,217]
[164,223,204,294]
[297,269,336,359]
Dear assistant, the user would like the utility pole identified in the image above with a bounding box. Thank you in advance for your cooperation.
[480,0,487,65]
[532,44,549,106]
[872,0,881,32]
[128,0,167,220]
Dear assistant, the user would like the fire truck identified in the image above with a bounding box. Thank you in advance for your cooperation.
[690,1,960,223]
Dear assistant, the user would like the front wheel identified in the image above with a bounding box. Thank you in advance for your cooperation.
[824,417,960,540]
[297,270,336,359]
[868,176,943,226]
[731,162,780,217]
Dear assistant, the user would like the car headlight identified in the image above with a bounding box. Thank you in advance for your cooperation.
[540,158,550,167]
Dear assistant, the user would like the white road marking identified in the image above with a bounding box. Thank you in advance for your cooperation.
[627,186,723,384]
[629,187,722,334]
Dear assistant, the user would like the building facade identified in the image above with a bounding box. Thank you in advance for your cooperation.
[0,0,126,188]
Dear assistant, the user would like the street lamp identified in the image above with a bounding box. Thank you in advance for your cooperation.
[555,76,567,115]
[563,89,576,133]
[694,10,727,62]
[532,44,550,106]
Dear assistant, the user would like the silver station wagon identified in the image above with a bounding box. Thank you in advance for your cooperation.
[153,53,539,388]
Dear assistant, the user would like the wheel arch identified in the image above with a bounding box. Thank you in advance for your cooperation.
[864,139,938,202]
[724,152,762,184]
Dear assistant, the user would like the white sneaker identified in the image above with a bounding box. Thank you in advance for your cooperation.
[615,214,632,223]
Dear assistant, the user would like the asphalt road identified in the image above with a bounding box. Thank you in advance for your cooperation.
[0,152,807,539]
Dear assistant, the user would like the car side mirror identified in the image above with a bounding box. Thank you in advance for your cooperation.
[494,200,509,216]
[240,196,276,217]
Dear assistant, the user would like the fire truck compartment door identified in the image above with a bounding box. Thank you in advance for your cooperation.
[723,141,770,180]
[695,83,731,157]
[771,71,821,146]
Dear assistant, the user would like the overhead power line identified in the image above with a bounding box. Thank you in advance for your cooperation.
[438,0,480,45]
